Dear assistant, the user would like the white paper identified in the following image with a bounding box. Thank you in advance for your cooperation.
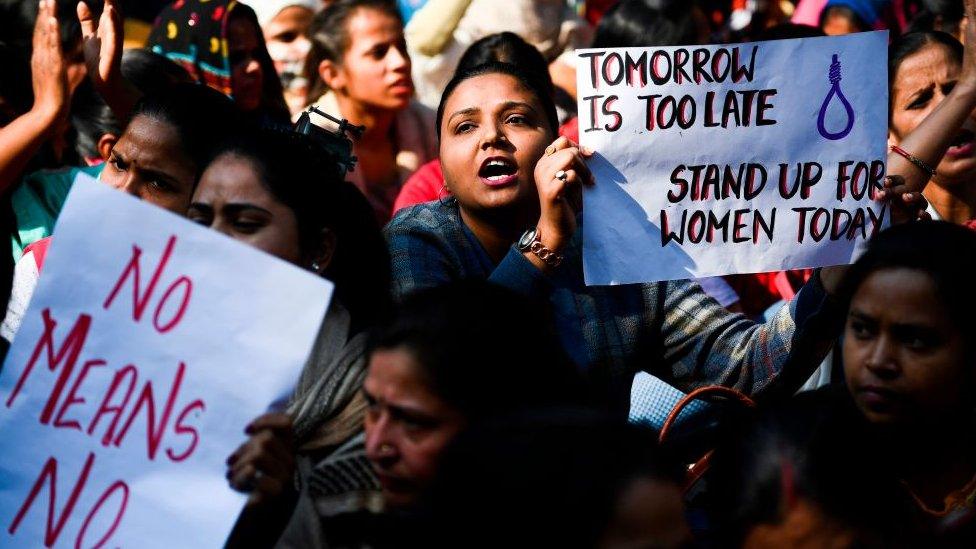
[578,32,888,285]
[0,175,333,548]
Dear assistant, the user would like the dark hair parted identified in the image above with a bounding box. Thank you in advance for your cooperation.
[209,128,392,329]
[837,221,976,354]
[303,0,403,102]
[591,0,699,48]
[131,83,242,171]
[368,280,585,421]
[456,32,553,96]
[435,61,559,139]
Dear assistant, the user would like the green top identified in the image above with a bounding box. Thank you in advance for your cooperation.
[10,163,104,262]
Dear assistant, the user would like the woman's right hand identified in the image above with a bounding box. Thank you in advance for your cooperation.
[77,0,123,95]
[30,0,69,124]
[531,136,594,264]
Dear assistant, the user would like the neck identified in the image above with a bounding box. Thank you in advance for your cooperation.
[890,421,976,510]
[924,180,976,223]
[459,205,536,264]
[334,94,396,144]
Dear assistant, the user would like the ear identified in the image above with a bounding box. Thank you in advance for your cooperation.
[97,133,118,161]
[318,59,346,94]
[306,228,338,275]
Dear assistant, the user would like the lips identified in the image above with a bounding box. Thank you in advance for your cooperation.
[389,78,413,95]
[854,384,901,411]
[478,156,519,187]
[946,129,976,158]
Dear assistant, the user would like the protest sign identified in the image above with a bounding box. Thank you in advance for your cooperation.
[578,31,888,284]
[0,174,333,548]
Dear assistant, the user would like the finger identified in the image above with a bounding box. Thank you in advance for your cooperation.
[229,463,257,492]
[570,149,595,186]
[77,1,95,38]
[246,413,293,434]
[225,443,247,466]
[544,136,573,157]
[580,145,594,157]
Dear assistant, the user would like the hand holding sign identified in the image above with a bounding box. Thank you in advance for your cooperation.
[579,32,890,285]
[0,175,332,548]
[531,137,595,269]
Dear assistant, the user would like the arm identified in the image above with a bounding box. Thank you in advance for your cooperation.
[881,0,976,205]
[656,273,842,399]
[0,0,69,195]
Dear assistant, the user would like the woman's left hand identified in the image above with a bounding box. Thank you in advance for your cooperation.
[532,137,595,257]
[226,412,296,506]
[877,175,932,224]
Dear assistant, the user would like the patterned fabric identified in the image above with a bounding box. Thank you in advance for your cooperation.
[148,0,245,97]
[385,200,843,404]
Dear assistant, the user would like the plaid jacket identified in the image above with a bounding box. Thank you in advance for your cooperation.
[386,200,842,405]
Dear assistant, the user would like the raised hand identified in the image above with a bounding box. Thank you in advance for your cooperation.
[530,136,594,268]
[31,0,69,123]
[77,0,123,94]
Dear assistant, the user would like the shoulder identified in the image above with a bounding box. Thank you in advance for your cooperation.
[385,200,462,240]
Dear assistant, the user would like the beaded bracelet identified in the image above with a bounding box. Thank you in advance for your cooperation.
[890,144,936,177]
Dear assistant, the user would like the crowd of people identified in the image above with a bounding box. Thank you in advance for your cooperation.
[1,0,975,546]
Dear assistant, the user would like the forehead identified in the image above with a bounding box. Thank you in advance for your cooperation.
[850,268,948,325]
[195,154,272,201]
[119,115,190,161]
[345,8,402,47]
[228,14,261,46]
[365,348,449,408]
[442,74,541,118]
[892,44,959,95]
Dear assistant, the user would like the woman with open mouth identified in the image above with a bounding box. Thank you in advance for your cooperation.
[889,30,976,224]
[385,60,908,409]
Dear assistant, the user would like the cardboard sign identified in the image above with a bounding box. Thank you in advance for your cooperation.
[0,175,333,548]
[578,32,888,284]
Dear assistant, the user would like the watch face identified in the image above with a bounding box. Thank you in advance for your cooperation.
[518,228,537,250]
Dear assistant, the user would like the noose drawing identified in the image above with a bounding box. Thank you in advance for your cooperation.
[816,54,855,140]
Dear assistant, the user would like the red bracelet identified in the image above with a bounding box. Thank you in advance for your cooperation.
[890,145,936,177]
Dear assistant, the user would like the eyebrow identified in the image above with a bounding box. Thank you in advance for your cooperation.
[188,202,273,216]
[112,151,184,188]
[447,101,539,126]
[447,107,479,126]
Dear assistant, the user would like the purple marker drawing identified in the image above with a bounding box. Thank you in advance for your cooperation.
[817,54,855,140]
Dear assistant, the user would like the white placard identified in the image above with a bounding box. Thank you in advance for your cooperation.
[0,174,332,548]
[579,32,888,284]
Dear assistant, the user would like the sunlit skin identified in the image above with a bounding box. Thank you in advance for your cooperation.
[363,348,465,509]
[439,73,552,233]
[188,154,303,265]
[99,115,196,213]
[227,14,264,112]
[843,268,971,428]
[322,8,412,113]
[263,5,313,75]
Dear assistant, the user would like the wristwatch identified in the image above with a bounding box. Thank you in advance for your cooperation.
[517,227,564,268]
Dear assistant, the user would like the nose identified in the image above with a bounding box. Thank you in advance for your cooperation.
[364,413,399,466]
[388,45,409,73]
[864,335,899,379]
[479,121,509,151]
[245,57,261,77]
